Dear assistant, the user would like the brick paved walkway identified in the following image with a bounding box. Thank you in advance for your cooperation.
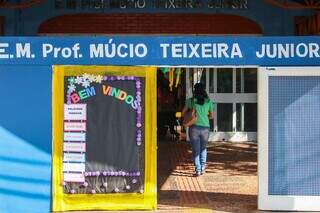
[157,140,258,212]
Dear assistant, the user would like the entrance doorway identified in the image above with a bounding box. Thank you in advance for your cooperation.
[156,66,258,211]
[186,67,257,142]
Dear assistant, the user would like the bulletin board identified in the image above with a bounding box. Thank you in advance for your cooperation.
[52,66,157,211]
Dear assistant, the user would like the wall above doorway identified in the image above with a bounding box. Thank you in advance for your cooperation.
[38,13,262,35]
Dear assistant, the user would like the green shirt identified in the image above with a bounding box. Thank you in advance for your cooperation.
[186,98,215,128]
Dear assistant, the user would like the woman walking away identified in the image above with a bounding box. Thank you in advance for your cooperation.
[182,83,215,177]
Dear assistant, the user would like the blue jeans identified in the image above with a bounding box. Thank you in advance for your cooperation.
[189,126,210,173]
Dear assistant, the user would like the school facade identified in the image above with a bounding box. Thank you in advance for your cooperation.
[1,1,320,212]
[0,1,318,142]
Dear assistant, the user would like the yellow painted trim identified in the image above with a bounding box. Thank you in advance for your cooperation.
[52,65,157,211]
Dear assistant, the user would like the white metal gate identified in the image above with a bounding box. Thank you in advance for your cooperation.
[186,67,257,142]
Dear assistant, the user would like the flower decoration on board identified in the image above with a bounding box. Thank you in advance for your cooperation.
[75,76,83,84]
[66,73,104,103]
[82,73,91,81]
[63,169,143,194]
[81,79,91,88]
[67,84,76,93]
[135,78,143,146]
[70,73,103,87]
[88,74,96,83]
[94,75,103,83]
[68,77,76,85]
[82,170,141,177]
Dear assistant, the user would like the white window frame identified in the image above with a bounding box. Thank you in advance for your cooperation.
[186,66,258,142]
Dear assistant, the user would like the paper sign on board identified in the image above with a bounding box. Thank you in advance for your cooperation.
[64,104,87,120]
[64,122,86,131]
[63,163,85,172]
[64,132,86,142]
[63,153,85,162]
[63,172,85,183]
[63,143,86,152]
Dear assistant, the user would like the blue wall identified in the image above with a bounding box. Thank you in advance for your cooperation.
[0,66,52,213]
[0,1,314,36]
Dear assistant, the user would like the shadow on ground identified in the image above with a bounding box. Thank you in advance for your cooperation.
[159,190,257,212]
[157,140,258,212]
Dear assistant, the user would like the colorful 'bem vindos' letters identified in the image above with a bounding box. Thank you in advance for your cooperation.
[70,85,139,110]
[102,85,139,110]
[71,86,96,103]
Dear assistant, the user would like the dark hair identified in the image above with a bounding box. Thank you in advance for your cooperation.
[193,83,208,105]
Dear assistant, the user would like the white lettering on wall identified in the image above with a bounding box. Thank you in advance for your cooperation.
[256,43,320,58]
[42,43,81,58]
[0,43,9,59]
[16,43,32,58]
[160,43,243,58]
[89,39,148,58]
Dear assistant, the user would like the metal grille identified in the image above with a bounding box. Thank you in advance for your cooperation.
[269,76,320,195]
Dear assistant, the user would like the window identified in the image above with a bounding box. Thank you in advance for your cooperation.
[236,103,257,131]
[217,103,233,131]
[217,68,232,93]
[200,69,206,87]
[236,68,257,93]
[244,68,257,93]
[190,68,206,88]
[209,68,214,93]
